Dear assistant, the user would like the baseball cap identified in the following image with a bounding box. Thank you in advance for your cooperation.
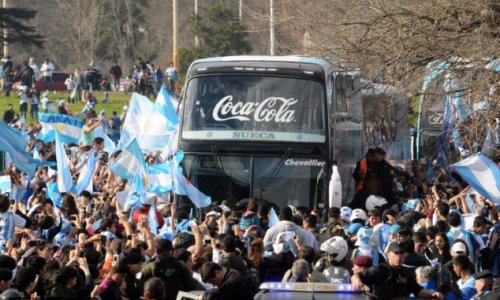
[473,270,493,280]
[353,256,373,268]
[389,224,401,235]
[347,222,363,235]
[387,241,405,253]
[156,238,173,253]
[451,242,467,254]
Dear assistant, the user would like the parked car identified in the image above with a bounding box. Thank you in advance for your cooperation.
[13,71,70,91]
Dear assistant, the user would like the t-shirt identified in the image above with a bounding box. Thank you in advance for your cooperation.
[0,211,27,245]
[359,263,423,299]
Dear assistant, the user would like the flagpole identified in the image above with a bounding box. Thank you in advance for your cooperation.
[172,0,178,72]
[269,0,275,56]
[194,0,199,47]
[3,0,8,57]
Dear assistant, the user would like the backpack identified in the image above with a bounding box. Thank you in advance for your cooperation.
[318,222,347,243]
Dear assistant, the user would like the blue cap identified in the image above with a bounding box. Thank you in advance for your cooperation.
[390,224,402,235]
[348,223,363,235]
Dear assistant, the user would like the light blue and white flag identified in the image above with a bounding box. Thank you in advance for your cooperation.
[452,153,500,204]
[125,171,146,212]
[155,86,179,129]
[268,207,280,228]
[94,126,117,154]
[0,121,38,176]
[147,163,173,195]
[110,138,148,183]
[118,93,176,152]
[172,164,211,208]
[75,150,97,194]
[148,202,159,236]
[47,182,62,207]
[37,113,84,144]
[55,133,74,193]
[0,176,12,194]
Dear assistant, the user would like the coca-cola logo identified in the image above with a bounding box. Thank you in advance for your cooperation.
[428,113,444,125]
[212,95,297,123]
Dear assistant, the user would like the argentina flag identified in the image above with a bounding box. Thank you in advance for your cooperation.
[452,153,500,204]
[37,113,84,144]
[0,176,11,194]
[118,93,177,152]
[147,163,172,195]
[0,121,39,176]
[110,138,148,183]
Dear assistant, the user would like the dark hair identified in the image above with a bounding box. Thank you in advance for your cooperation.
[279,206,293,221]
[144,277,166,300]
[176,209,189,221]
[435,201,450,216]
[401,239,415,253]
[0,194,10,212]
[173,248,191,264]
[368,208,382,217]
[452,255,471,271]
[55,267,79,286]
[435,232,450,252]
[200,262,222,283]
[397,226,412,238]
[473,216,488,227]
[304,215,317,228]
[299,246,316,265]
[79,191,92,199]
[435,220,449,233]
[425,226,438,240]
[382,209,396,223]
[26,256,47,274]
[15,267,37,291]
[447,212,461,227]
[94,137,104,145]
[222,235,236,253]
[38,215,55,230]
[413,231,427,244]
[62,194,78,216]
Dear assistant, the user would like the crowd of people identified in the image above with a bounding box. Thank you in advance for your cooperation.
[0,124,498,300]
[0,56,178,100]
[0,58,499,300]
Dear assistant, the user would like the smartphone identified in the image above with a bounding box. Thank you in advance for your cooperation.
[28,240,41,247]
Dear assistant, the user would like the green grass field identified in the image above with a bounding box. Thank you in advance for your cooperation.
[0,91,147,125]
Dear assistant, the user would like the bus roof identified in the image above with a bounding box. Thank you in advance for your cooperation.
[191,55,332,68]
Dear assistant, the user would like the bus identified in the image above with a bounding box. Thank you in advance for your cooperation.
[177,56,361,209]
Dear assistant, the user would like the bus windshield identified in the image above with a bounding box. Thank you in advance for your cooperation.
[181,75,326,143]
[182,154,327,208]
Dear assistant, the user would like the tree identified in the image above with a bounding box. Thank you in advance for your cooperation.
[179,4,252,77]
[0,7,44,48]
[274,0,499,161]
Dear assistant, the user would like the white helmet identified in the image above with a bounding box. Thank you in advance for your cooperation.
[320,236,348,262]
[350,208,367,222]
[365,195,388,211]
